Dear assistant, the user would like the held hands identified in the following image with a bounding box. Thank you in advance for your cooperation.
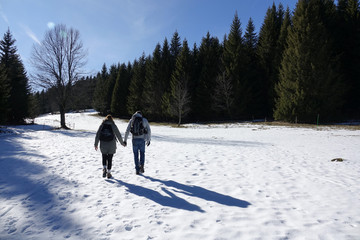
[119,141,148,147]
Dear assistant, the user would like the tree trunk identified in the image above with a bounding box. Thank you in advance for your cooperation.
[59,105,68,129]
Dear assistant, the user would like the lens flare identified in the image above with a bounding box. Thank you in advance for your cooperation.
[47,22,55,29]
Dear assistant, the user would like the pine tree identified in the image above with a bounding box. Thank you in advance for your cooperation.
[194,32,221,120]
[170,31,182,63]
[257,3,284,118]
[111,63,131,117]
[170,39,192,125]
[106,64,119,112]
[0,29,30,124]
[68,76,96,111]
[160,38,173,120]
[127,54,147,114]
[0,64,10,123]
[274,0,344,123]
[93,64,109,115]
[276,7,292,65]
[189,42,200,119]
[336,0,360,118]
[162,34,183,119]
[243,18,263,119]
[143,43,162,119]
[222,11,248,118]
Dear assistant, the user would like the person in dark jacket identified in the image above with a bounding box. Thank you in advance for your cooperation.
[95,115,125,178]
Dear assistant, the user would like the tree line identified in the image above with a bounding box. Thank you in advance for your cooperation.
[1,0,360,126]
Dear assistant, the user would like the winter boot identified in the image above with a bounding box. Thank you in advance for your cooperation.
[102,168,107,178]
[107,171,112,179]
[140,165,145,173]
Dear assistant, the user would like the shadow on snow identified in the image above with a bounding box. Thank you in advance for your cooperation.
[143,176,251,209]
[112,179,205,212]
[110,176,251,213]
[0,135,88,239]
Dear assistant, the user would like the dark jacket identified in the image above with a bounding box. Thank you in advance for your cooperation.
[95,120,124,154]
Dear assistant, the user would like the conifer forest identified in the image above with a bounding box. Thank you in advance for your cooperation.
[1,0,360,125]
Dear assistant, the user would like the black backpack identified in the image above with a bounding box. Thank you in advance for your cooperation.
[130,116,147,136]
[99,124,115,141]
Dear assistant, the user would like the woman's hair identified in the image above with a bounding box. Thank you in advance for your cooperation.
[104,114,114,122]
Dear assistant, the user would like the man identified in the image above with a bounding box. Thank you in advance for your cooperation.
[124,111,151,175]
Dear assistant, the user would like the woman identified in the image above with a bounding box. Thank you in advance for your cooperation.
[94,115,125,178]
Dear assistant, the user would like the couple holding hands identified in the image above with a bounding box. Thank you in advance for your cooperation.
[94,111,151,178]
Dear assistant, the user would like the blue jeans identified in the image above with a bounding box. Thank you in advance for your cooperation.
[132,139,145,170]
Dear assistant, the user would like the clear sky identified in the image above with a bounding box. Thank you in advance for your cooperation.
[0,0,297,77]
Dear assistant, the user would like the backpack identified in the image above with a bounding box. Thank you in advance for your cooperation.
[130,116,147,136]
[99,123,115,141]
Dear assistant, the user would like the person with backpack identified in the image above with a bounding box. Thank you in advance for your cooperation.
[94,114,125,178]
[124,111,151,175]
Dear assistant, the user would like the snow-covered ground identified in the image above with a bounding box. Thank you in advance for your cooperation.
[1,111,359,240]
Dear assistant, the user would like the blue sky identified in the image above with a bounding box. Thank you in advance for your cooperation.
[0,0,297,77]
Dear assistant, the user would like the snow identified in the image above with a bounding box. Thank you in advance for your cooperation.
[1,111,360,240]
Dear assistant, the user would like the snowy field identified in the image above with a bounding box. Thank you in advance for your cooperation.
[1,111,359,240]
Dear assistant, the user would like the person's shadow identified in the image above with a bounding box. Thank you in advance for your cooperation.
[142,175,251,209]
[111,176,251,213]
[113,179,205,212]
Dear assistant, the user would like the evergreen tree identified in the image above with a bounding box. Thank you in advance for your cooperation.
[127,54,147,114]
[170,31,182,63]
[274,0,344,123]
[276,7,292,65]
[0,64,10,123]
[93,64,109,115]
[162,34,183,119]
[243,18,263,118]
[27,93,40,122]
[257,3,284,118]
[222,11,249,118]
[337,0,360,118]
[160,38,173,120]
[189,42,200,120]
[69,76,97,111]
[170,39,192,125]
[143,43,162,119]
[111,63,131,117]
[0,29,30,124]
[194,32,221,120]
[106,64,119,112]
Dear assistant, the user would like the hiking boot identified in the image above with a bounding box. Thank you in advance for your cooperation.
[102,169,107,178]
[140,165,145,173]
[136,169,140,175]
[107,172,112,179]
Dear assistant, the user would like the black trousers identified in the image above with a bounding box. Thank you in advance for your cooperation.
[102,154,113,170]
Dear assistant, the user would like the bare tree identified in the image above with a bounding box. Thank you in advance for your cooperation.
[170,76,191,126]
[213,71,234,118]
[31,24,87,128]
